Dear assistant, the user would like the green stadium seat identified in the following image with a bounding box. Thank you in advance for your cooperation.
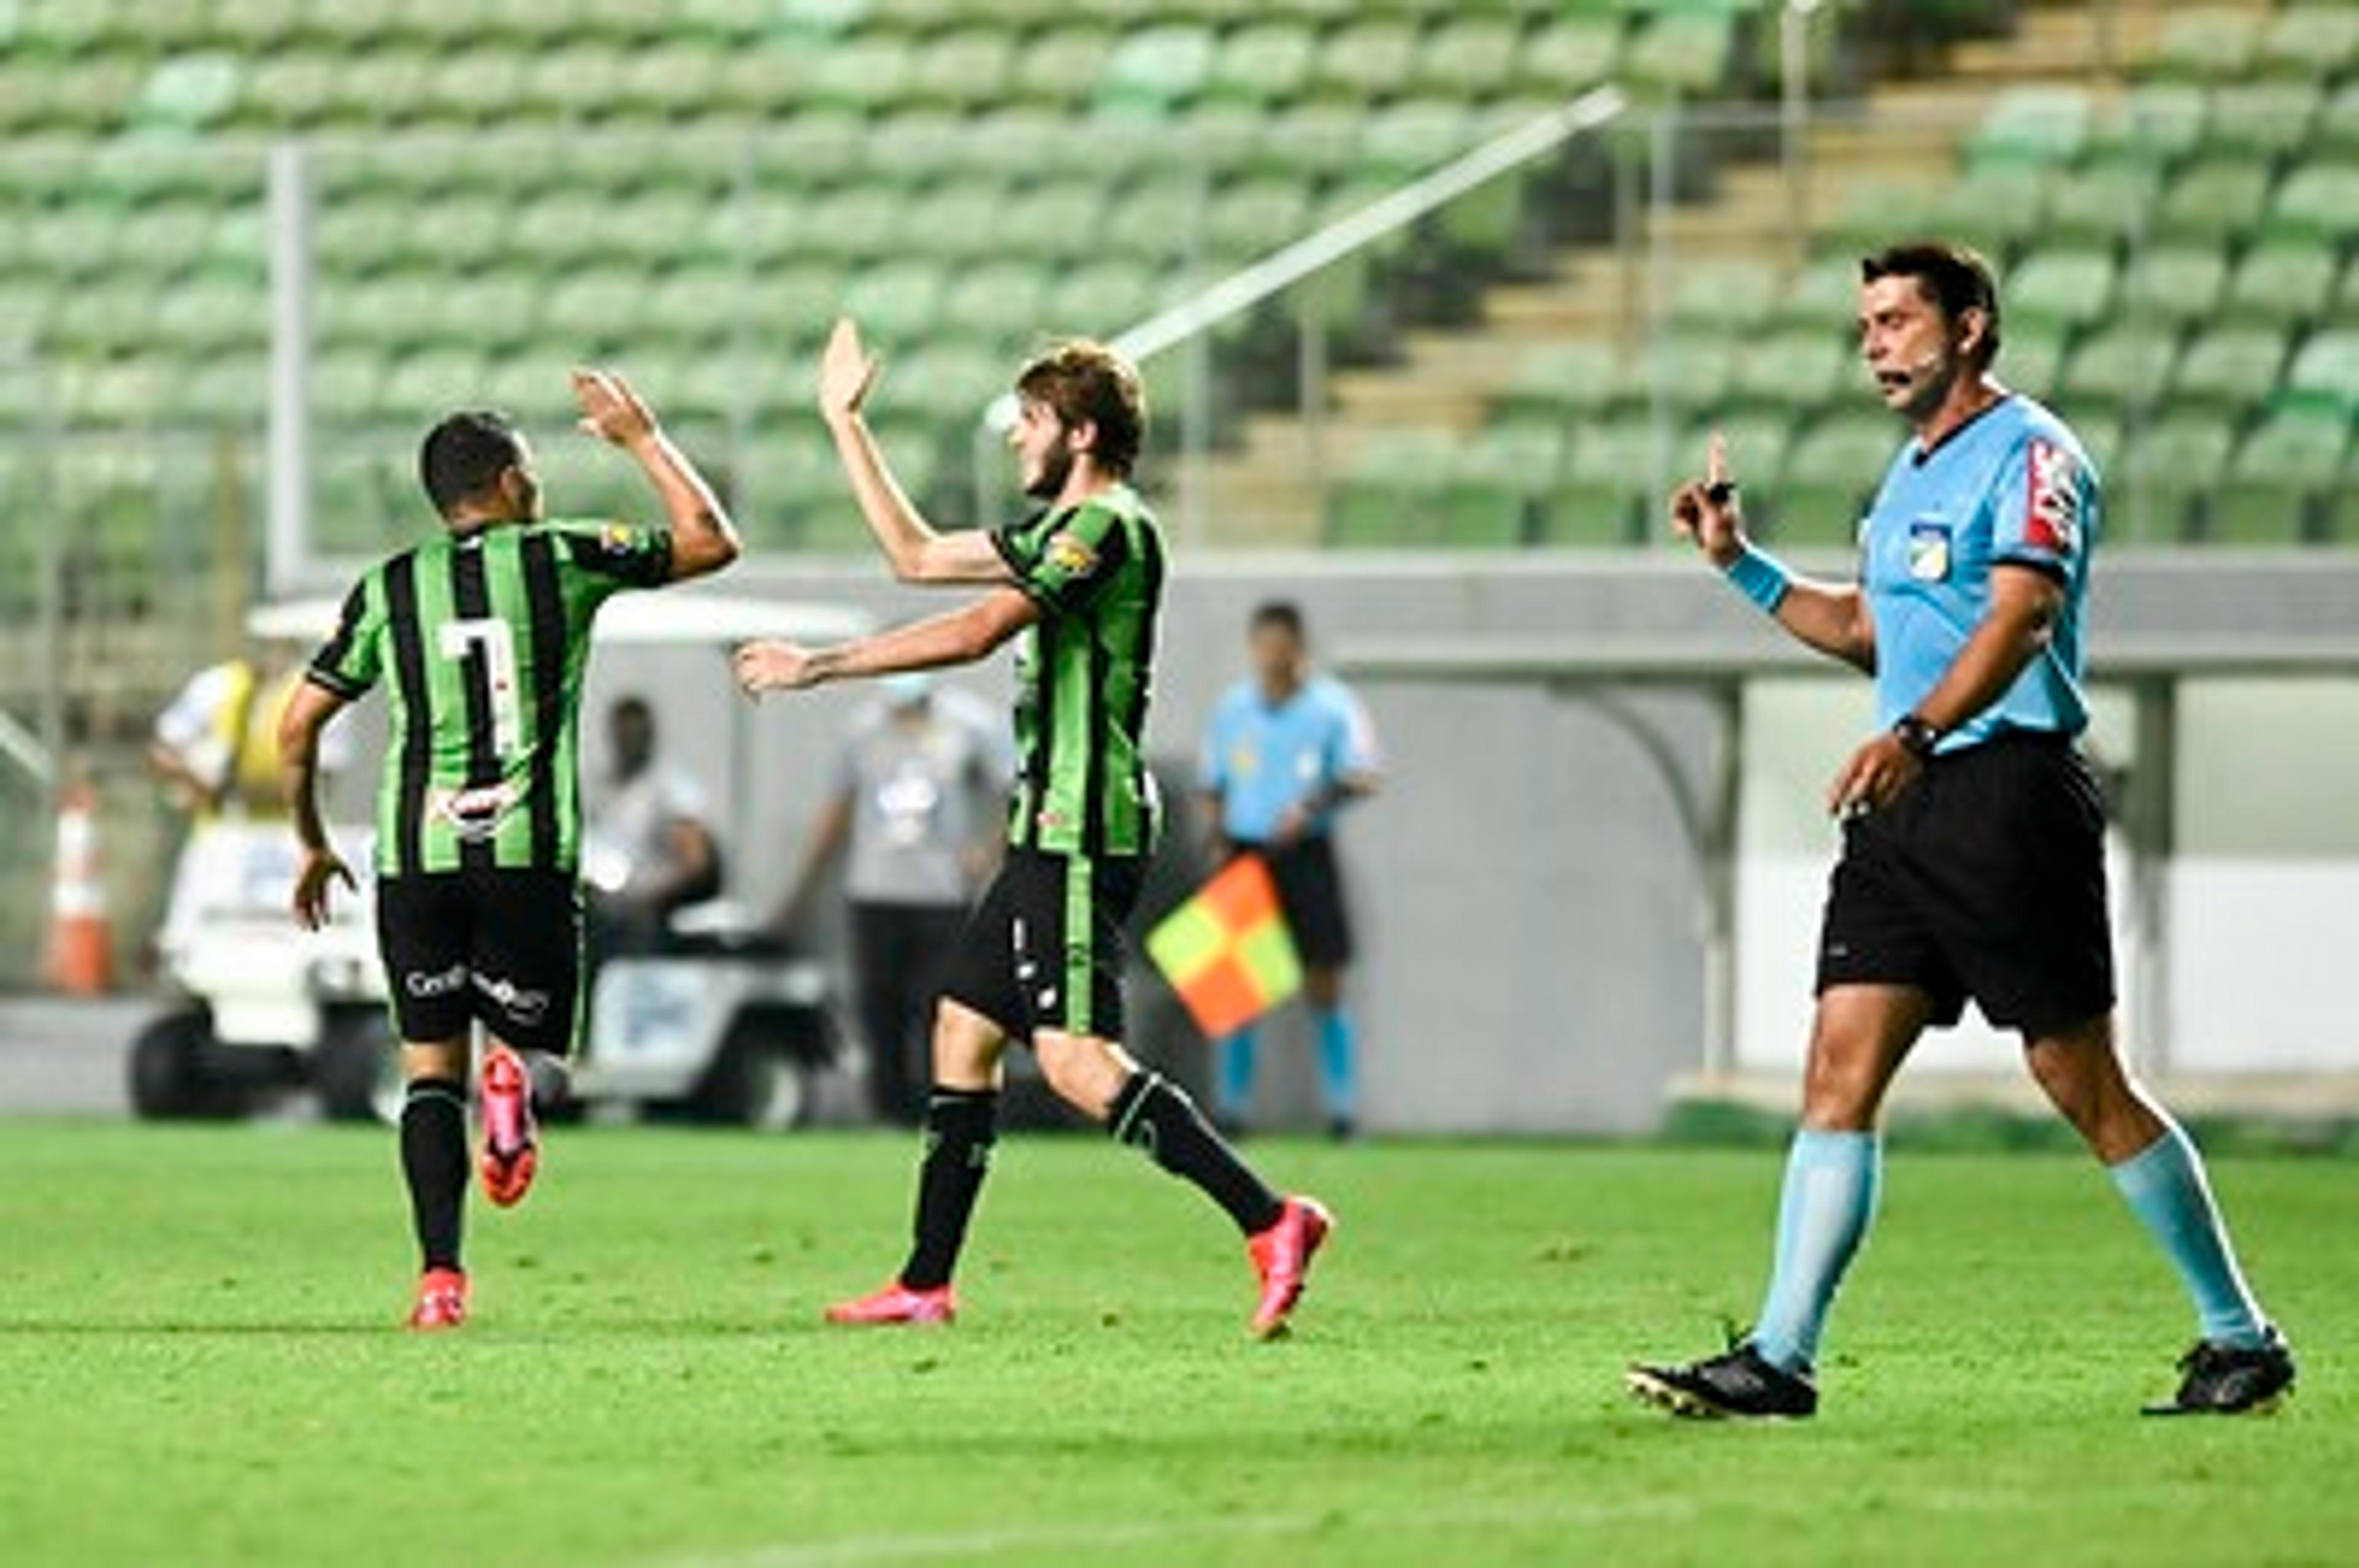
[2119,415,2232,541]
[2086,83,2209,169]
[1775,415,1890,547]
[1246,104,1366,181]
[2261,163,2359,248]
[539,269,651,351]
[2005,249,2116,331]
[1326,430,1459,548]
[2205,82,2321,162]
[800,186,909,263]
[907,28,1016,112]
[1309,21,1418,104]
[1920,166,2051,257]
[1625,12,1735,98]
[2119,246,2226,329]
[2057,326,2178,413]
[2151,9,2264,82]
[1775,256,1863,331]
[1825,179,1954,256]
[312,346,391,426]
[1206,22,1316,107]
[2170,327,2288,412]
[1096,25,1216,116]
[1100,176,1210,260]
[804,31,916,114]
[1499,341,1629,423]
[882,340,1007,424]
[2211,409,2348,544]
[518,44,629,120]
[2320,83,2359,155]
[1052,260,1160,336]
[996,181,1111,263]
[2154,159,2271,241]
[1667,257,1781,335]
[1725,329,1852,413]
[1550,415,1659,548]
[904,180,1024,263]
[2284,330,2359,416]
[1515,16,1623,93]
[132,52,242,136]
[417,49,531,129]
[1443,424,1559,548]
[705,47,811,119]
[1007,29,1115,111]
[641,265,741,347]
[941,261,1048,342]
[842,259,949,345]
[1999,323,2067,403]
[2258,7,2359,79]
[2042,165,2159,248]
[1205,179,1313,262]
[154,278,263,354]
[50,283,156,356]
[2222,245,2338,328]
[1414,17,1520,99]
[1965,86,2090,171]
[1359,101,1478,181]
[614,45,721,120]
[211,0,305,52]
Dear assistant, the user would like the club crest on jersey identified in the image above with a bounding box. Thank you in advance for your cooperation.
[598,521,636,557]
[1045,531,1098,575]
[2024,440,2081,555]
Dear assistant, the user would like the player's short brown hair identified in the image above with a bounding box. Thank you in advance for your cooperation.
[1015,340,1146,478]
[1860,241,2003,368]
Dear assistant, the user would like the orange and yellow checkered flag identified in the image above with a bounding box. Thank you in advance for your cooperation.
[1146,854,1303,1039]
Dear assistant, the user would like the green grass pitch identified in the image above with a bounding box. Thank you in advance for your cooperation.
[0,1126,2348,1566]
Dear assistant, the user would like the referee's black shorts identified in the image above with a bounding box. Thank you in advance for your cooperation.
[1816,730,2115,1039]
[939,848,1146,1045]
[376,868,585,1055]
[1230,833,1355,970]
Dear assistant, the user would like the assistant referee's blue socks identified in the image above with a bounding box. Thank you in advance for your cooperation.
[1750,1129,1881,1375]
[2108,1119,2268,1349]
[1312,1007,1357,1126]
[1215,1024,1259,1126]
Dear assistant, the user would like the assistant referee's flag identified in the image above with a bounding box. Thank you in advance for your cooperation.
[1146,854,1302,1039]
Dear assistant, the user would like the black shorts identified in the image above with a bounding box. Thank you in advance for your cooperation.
[1816,731,2115,1038]
[939,849,1146,1044]
[1230,835,1355,969]
[377,868,585,1055]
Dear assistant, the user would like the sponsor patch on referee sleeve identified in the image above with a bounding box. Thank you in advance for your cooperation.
[2022,439,2081,556]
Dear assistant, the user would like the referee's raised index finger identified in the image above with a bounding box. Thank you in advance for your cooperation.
[1705,429,1729,486]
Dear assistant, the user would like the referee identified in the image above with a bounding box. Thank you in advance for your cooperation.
[1199,601,1382,1138]
[279,372,740,1329]
[1627,242,2293,1419]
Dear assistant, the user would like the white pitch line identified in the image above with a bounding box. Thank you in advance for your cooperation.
[665,1494,1700,1568]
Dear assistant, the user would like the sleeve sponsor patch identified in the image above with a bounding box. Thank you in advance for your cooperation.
[1044,530,1100,576]
[2022,439,2082,556]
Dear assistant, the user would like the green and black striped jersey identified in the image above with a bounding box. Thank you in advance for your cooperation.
[306,517,671,877]
[992,484,1164,859]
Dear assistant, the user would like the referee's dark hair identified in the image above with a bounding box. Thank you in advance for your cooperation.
[420,408,528,517]
[1250,599,1306,641]
[1861,241,2001,369]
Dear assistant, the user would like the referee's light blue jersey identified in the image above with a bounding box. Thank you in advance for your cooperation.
[1858,393,2097,751]
[1199,675,1380,843]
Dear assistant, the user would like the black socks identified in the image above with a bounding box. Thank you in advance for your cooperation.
[401,1077,469,1273]
[1109,1071,1285,1237]
[901,1086,1000,1290]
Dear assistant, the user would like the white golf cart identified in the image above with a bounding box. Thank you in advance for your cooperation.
[128,590,870,1129]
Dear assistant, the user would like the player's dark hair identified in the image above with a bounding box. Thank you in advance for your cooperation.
[419,408,526,516]
[1860,241,2002,367]
[1250,600,1305,641]
[1015,340,1145,478]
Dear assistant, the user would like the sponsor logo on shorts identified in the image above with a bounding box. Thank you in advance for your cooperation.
[430,781,524,842]
[405,964,467,999]
[472,970,551,1028]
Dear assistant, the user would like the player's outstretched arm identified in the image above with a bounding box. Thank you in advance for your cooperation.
[736,588,1038,695]
[278,677,356,930]
[573,367,741,582]
[1671,431,1875,674]
[817,318,1011,587]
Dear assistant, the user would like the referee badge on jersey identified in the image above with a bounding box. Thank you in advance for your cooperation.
[1907,518,1952,582]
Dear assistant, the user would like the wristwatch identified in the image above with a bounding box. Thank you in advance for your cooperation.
[1891,714,1941,761]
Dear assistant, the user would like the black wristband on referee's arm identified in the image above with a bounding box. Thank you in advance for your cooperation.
[1891,714,1941,762]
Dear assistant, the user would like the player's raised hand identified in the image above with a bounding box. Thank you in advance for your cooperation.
[573,367,659,448]
[292,846,356,932]
[1669,429,1746,568]
[817,317,880,425]
[734,639,821,696]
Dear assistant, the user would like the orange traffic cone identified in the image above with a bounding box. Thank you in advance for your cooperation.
[45,778,112,995]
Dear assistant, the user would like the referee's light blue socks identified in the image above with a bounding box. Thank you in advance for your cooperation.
[2108,1119,2269,1350]
[1750,1129,1882,1375]
[1313,1007,1358,1124]
[1215,1024,1259,1125]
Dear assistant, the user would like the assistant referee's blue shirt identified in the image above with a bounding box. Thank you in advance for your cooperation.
[1858,392,2097,752]
[1200,675,1380,843]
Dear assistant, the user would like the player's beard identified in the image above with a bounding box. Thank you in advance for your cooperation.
[1023,442,1073,501]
